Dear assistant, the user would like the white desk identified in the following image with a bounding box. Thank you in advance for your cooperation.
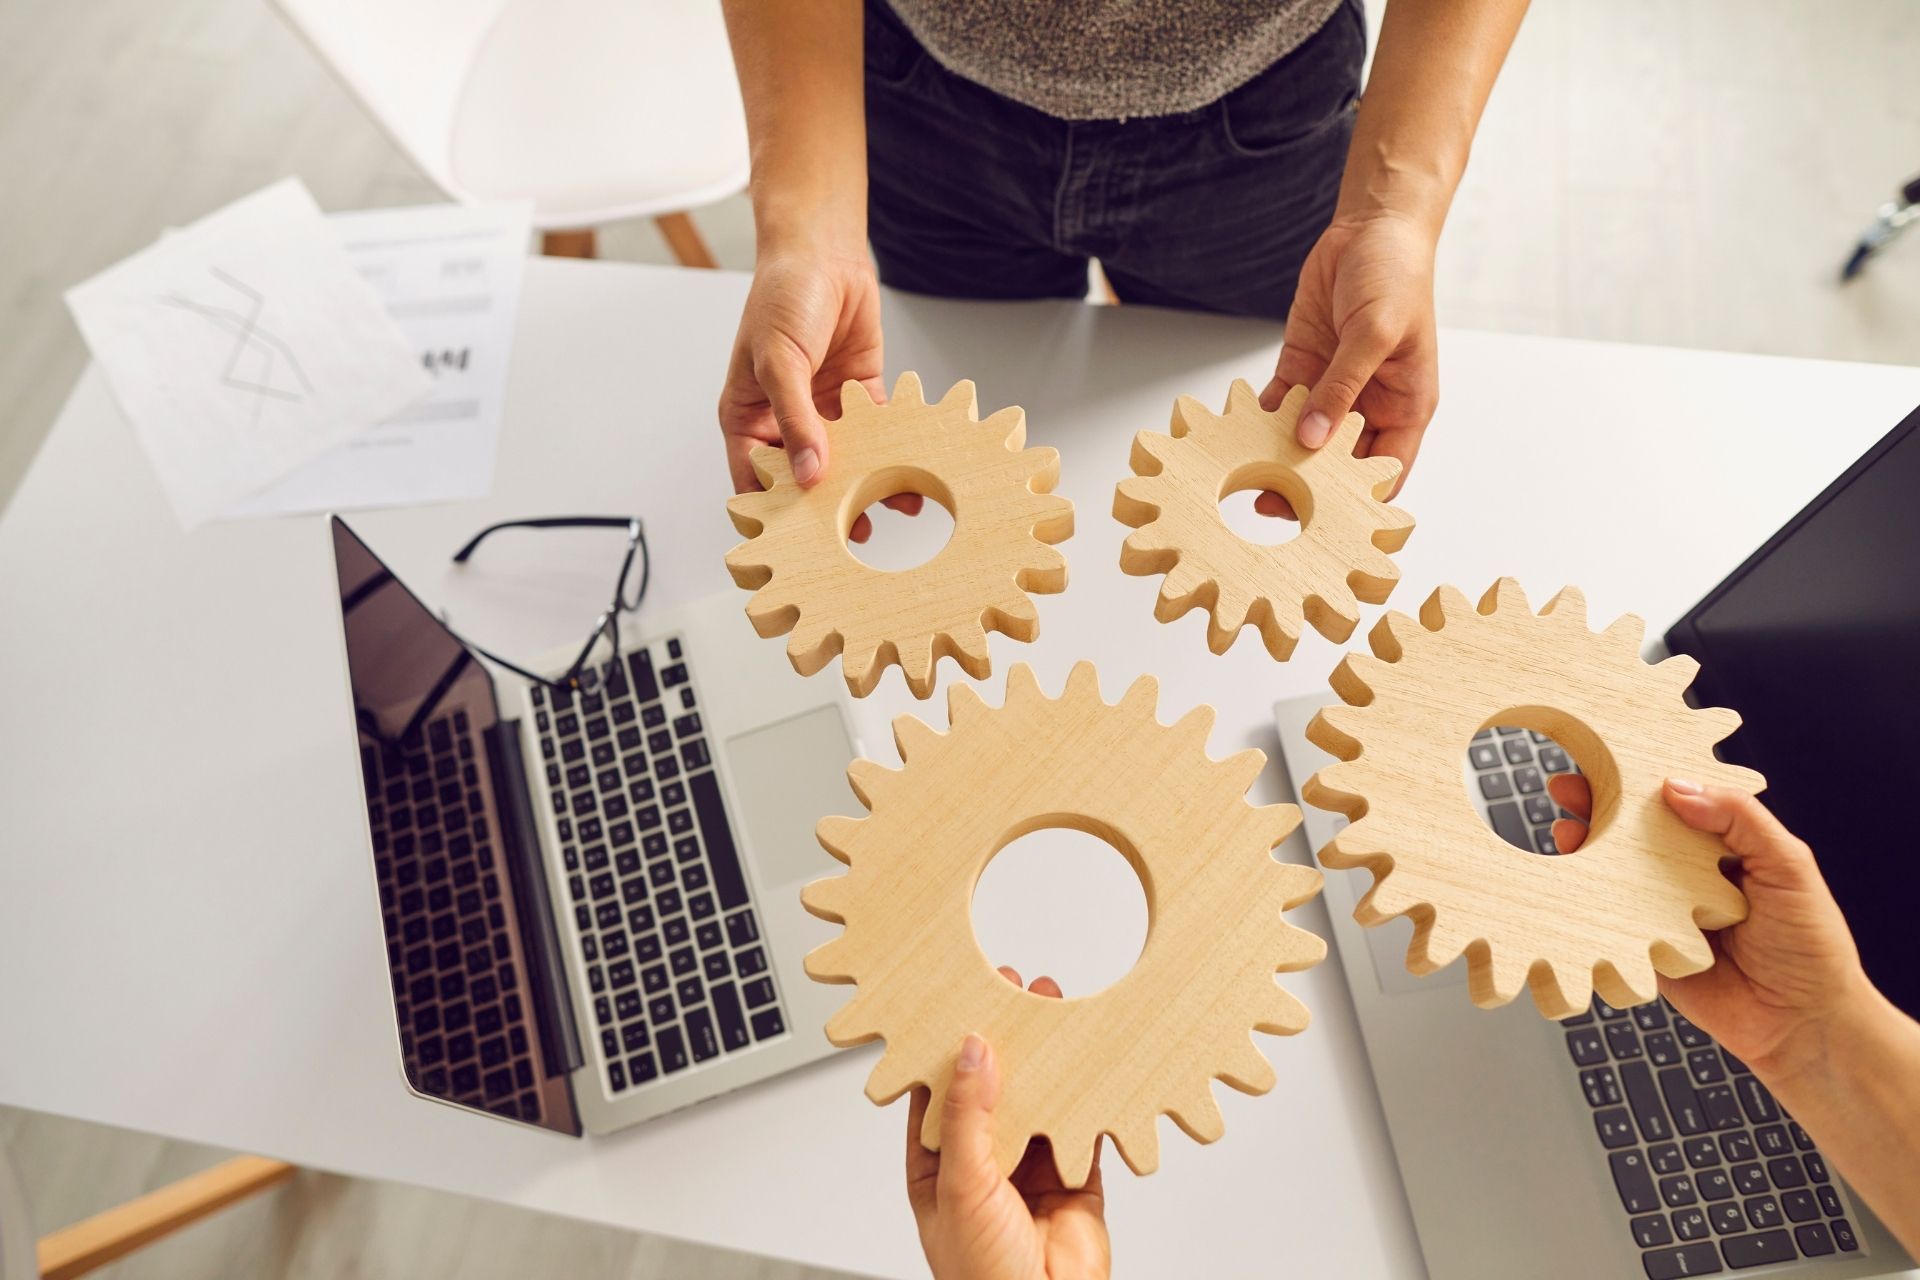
[3,260,1916,1279]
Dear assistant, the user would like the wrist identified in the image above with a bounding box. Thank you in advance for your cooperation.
[751,184,866,258]
[1334,145,1454,242]
[1753,975,1895,1100]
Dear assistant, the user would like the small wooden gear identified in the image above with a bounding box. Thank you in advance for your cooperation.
[1301,579,1765,1019]
[1114,380,1414,659]
[801,661,1325,1188]
[725,372,1074,698]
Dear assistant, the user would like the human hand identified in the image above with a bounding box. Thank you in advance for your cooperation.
[906,967,1111,1280]
[717,247,920,543]
[1549,776,1873,1079]
[1255,212,1439,520]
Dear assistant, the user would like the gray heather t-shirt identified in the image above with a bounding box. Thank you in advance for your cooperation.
[885,0,1348,121]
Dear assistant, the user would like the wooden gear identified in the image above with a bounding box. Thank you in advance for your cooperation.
[800,661,1326,1188]
[725,372,1074,698]
[1301,579,1765,1019]
[1114,380,1414,659]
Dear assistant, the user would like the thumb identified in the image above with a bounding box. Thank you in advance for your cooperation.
[1663,780,1820,886]
[753,344,827,486]
[936,1034,1002,1211]
[1297,318,1395,450]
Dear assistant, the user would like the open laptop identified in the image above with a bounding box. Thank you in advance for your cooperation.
[329,516,862,1135]
[1275,405,1920,1279]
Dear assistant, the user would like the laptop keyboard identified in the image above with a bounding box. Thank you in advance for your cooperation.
[364,710,550,1125]
[1566,995,1861,1275]
[1469,725,1863,1273]
[1467,725,1578,853]
[531,635,788,1097]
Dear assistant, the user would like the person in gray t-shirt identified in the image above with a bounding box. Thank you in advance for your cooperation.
[716,0,1527,532]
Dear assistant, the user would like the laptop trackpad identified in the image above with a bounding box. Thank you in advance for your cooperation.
[726,705,857,891]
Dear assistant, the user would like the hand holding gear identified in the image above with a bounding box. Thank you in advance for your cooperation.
[1303,579,1764,1018]
[726,372,1074,698]
[801,662,1325,1187]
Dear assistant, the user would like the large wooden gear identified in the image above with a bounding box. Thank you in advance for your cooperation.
[725,372,1074,698]
[1114,380,1414,659]
[800,662,1326,1188]
[1301,579,1765,1019]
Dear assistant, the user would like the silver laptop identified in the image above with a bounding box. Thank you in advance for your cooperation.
[1270,406,1920,1278]
[329,516,860,1135]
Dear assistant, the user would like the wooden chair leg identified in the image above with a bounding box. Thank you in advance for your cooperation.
[36,1156,296,1280]
[654,211,718,269]
[541,228,599,259]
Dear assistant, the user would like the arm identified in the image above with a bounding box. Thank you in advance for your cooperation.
[1263,0,1530,501]
[1554,780,1920,1256]
[716,2,885,494]
[1764,983,1920,1257]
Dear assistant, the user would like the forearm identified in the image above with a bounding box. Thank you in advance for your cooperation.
[1761,984,1920,1257]
[720,0,867,252]
[1337,0,1529,233]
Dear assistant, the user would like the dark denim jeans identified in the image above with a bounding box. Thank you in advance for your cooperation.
[864,0,1365,320]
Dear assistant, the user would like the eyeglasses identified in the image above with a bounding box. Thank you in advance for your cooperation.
[444,515,651,693]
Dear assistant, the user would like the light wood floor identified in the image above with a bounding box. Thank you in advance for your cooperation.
[1,0,1916,1274]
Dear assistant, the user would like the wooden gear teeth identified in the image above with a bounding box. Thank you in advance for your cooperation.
[725,372,1074,698]
[800,661,1326,1188]
[1114,380,1414,659]
[1300,579,1766,1019]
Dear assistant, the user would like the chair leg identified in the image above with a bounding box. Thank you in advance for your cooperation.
[541,228,599,259]
[36,1156,296,1280]
[654,212,718,269]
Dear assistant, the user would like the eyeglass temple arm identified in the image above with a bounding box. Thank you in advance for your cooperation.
[451,516,641,563]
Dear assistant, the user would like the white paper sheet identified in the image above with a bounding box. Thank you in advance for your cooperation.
[224,201,533,518]
[64,179,431,529]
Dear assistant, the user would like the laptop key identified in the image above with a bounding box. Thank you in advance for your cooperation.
[1649,1143,1685,1175]
[1480,772,1514,800]
[1609,1151,1659,1214]
[648,994,675,1024]
[1582,1067,1621,1107]
[1766,1157,1805,1189]
[686,1008,719,1062]
[1830,1219,1858,1251]
[1660,1175,1697,1207]
[1567,1027,1607,1065]
[1486,800,1527,847]
[1731,1163,1766,1195]
[1695,1172,1741,1212]
[1672,1208,1710,1241]
[1596,1109,1636,1148]
[744,977,775,1008]
[1632,1214,1673,1248]
[608,1061,626,1092]
[726,909,760,948]
[1735,1077,1779,1124]
[1658,1067,1707,1135]
[711,982,749,1051]
[1468,743,1501,770]
[1802,1153,1827,1183]
[1607,1022,1643,1059]
[1701,1085,1741,1130]
[1719,1132,1756,1163]
[1755,1125,1790,1157]
[750,1008,785,1041]
[1620,1062,1672,1142]
[1643,1243,1722,1278]
[1745,1195,1782,1229]
[630,1052,658,1084]
[1721,1228,1793,1266]
[1779,1189,1817,1223]
[1708,1203,1745,1235]
[657,1026,689,1074]
[1646,1031,1681,1068]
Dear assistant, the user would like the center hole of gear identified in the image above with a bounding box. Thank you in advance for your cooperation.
[1464,708,1613,857]
[1218,461,1313,543]
[844,464,955,572]
[971,820,1150,999]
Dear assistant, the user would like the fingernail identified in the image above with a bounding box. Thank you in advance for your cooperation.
[957,1034,985,1072]
[1298,411,1333,448]
[791,448,820,485]
[1667,778,1703,796]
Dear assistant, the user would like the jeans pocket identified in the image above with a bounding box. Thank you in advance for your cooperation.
[865,0,930,90]
[1217,0,1365,159]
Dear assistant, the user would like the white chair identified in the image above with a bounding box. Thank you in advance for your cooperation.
[270,0,749,263]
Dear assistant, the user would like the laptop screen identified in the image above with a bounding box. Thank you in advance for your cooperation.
[1666,407,1920,1020]
[332,518,579,1134]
